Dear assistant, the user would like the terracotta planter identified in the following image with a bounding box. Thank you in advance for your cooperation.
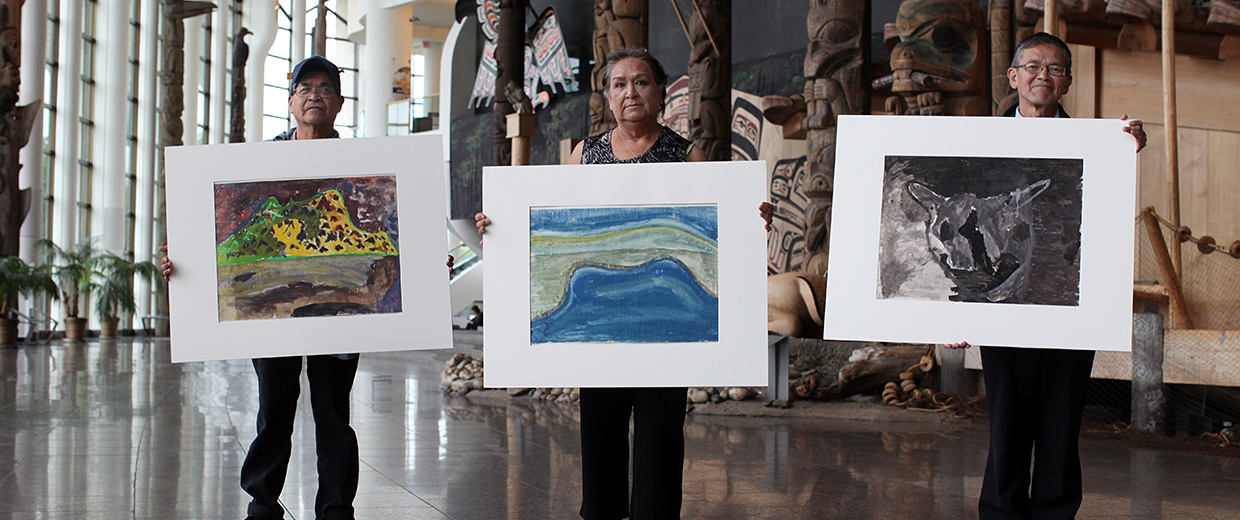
[64,317,88,341]
[100,317,120,338]
[0,317,17,347]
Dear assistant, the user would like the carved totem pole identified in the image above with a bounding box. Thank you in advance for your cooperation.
[0,0,40,257]
[312,0,329,57]
[802,0,868,275]
[155,0,216,334]
[493,0,526,166]
[990,0,1014,115]
[879,0,989,116]
[229,27,250,143]
[687,0,729,161]
[590,0,647,136]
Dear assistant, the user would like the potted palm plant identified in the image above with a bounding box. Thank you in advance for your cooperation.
[42,239,102,341]
[94,252,161,338]
[0,256,59,346]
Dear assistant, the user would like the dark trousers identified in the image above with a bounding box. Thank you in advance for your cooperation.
[979,346,1095,520]
[240,355,359,520]
[579,387,686,520]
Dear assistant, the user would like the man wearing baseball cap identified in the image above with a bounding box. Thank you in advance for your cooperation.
[270,55,344,141]
[241,55,356,520]
[162,55,356,520]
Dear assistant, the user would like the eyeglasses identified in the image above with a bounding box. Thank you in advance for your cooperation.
[1014,62,1068,77]
[293,85,337,97]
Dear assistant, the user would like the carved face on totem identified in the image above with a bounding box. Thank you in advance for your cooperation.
[805,0,866,81]
[885,0,988,114]
[595,0,612,18]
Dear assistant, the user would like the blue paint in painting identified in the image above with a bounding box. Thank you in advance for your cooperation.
[531,257,719,343]
[531,205,717,240]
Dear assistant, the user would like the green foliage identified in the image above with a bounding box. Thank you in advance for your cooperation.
[94,253,161,320]
[0,256,59,319]
[41,239,102,319]
[41,238,162,320]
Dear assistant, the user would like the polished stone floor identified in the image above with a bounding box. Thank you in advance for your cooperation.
[1,335,1239,519]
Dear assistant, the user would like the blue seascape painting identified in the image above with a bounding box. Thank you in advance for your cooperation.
[529,205,719,344]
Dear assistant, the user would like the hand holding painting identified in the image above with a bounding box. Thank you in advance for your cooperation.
[758,202,774,230]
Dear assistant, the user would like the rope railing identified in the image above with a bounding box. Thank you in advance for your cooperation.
[1145,208,1240,259]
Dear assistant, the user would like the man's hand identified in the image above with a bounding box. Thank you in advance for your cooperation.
[159,245,173,282]
[1121,114,1146,153]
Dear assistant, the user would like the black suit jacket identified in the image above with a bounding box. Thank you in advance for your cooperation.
[1001,103,1070,118]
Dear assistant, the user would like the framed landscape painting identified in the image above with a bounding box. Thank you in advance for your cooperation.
[483,162,768,388]
[823,115,1138,352]
[165,135,451,362]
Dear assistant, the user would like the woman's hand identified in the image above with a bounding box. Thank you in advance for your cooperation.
[159,245,173,282]
[475,212,491,236]
[759,202,775,231]
[943,342,971,349]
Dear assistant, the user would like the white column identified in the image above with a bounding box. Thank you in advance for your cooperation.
[438,21,464,169]
[246,0,278,142]
[421,40,441,118]
[422,41,441,100]
[291,0,306,63]
[361,7,409,137]
[54,0,84,250]
[134,0,160,316]
[209,1,230,144]
[183,20,202,146]
[96,0,132,255]
[18,0,47,263]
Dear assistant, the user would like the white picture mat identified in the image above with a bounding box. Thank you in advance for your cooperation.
[483,162,769,388]
[824,115,1137,352]
[165,135,452,362]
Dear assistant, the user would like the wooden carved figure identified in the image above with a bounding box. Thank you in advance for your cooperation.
[687,0,729,161]
[154,0,216,334]
[0,0,39,257]
[802,0,867,275]
[877,0,990,117]
[229,27,250,143]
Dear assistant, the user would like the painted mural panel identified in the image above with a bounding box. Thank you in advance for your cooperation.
[529,205,719,344]
[214,176,402,321]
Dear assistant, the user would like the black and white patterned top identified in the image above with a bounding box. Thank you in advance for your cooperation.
[580,126,693,165]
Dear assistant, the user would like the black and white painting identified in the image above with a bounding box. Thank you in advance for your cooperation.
[878,156,1083,306]
[823,115,1138,352]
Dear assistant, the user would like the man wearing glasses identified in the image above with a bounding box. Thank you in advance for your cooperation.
[968,32,1146,520]
[246,56,357,520]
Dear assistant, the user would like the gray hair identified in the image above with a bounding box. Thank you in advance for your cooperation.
[600,48,670,113]
[1011,32,1072,75]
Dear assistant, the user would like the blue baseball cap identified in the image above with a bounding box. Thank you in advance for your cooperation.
[289,55,341,93]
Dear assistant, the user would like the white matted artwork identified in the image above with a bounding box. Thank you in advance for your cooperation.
[483,162,769,388]
[824,115,1137,352]
[165,135,452,363]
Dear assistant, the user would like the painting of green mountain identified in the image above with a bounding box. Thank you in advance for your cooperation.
[529,205,719,344]
[214,176,401,322]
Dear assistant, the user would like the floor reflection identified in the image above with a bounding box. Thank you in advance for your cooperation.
[0,337,1238,519]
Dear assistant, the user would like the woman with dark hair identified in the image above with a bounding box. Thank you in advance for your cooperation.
[477,48,714,520]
